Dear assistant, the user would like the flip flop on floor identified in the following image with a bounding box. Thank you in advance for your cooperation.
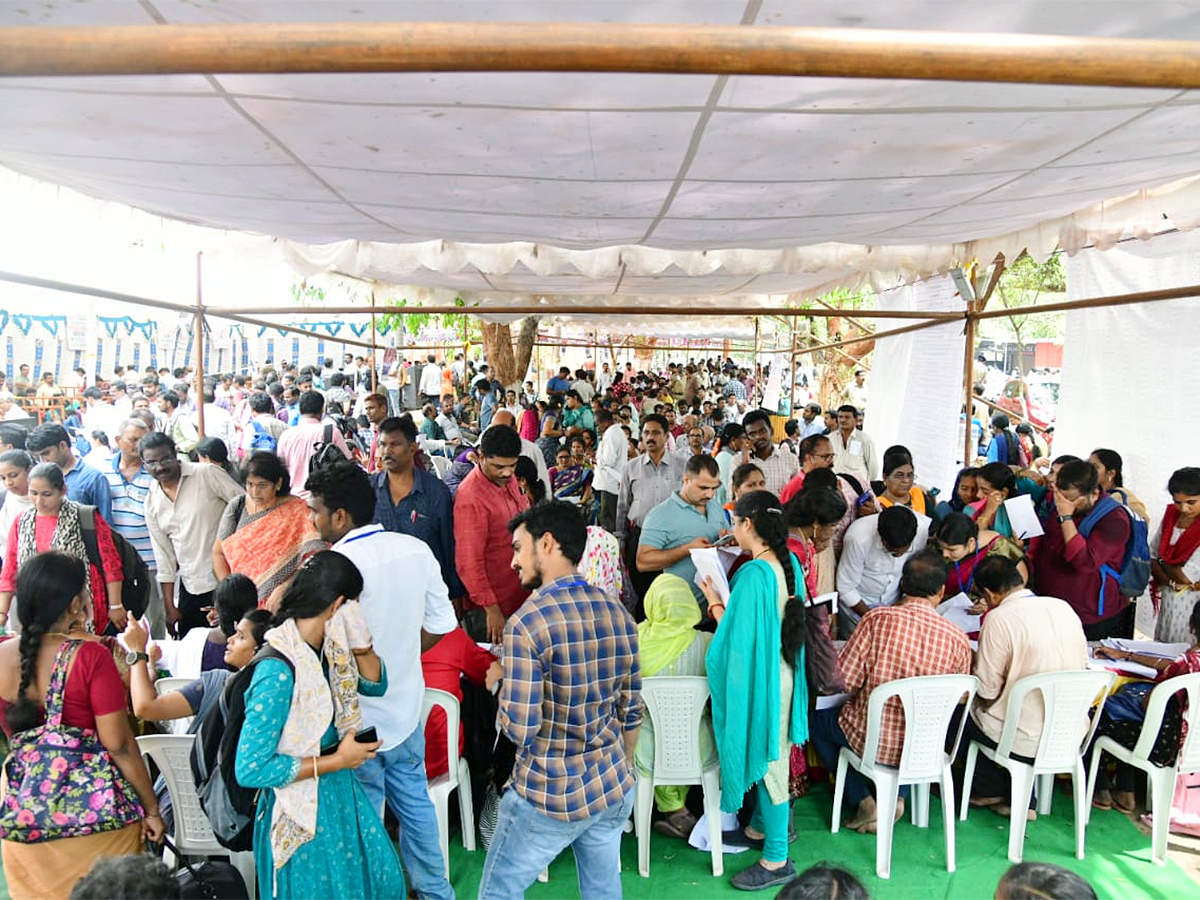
[1112,792,1137,814]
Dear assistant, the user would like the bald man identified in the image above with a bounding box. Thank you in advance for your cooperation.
[492,409,552,498]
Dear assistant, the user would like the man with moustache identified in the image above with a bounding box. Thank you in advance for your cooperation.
[478,501,640,899]
[370,415,464,605]
[615,413,684,599]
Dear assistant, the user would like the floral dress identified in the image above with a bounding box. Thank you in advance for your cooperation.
[235,658,405,900]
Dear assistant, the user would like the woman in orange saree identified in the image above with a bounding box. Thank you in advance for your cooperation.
[212,452,327,609]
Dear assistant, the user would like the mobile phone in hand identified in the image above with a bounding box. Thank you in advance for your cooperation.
[712,534,736,548]
[355,727,378,744]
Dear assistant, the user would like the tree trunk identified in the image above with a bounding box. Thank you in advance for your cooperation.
[480,316,540,388]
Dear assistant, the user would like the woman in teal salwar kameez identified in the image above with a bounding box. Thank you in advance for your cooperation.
[235,551,406,900]
[700,490,810,893]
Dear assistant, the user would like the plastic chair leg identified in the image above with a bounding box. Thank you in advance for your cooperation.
[635,777,654,877]
[701,768,724,877]
[1149,767,1174,865]
[1071,758,1088,859]
[940,768,957,873]
[1007,765,1034,864]
[232,851,256,900]
[1036,773,1054,816]
[434,791,451,880]
[874,775,899,880]
[912,783,929,828]
[457,761,476,852]
[959,743,979,821]
[831,751,849,833]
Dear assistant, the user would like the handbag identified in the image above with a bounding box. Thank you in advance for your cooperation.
[163,836,250,900]
[0,639,143,842]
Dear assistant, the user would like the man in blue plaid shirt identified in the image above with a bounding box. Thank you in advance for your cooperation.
[479,501,642,899]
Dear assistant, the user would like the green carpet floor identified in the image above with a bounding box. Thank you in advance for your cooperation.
[0,786,1193,899]
[439,786,1197,900]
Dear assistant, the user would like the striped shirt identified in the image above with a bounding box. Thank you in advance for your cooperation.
[500,574,642,821]
[103,455,156,567]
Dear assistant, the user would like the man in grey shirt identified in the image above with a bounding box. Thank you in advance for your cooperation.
[615,414,684,599]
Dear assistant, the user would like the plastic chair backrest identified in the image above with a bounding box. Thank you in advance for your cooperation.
[421,687,461,789]
[995,670,1114,769]
[1132,671,1200,771]
[641,676,712,781]
[136,734,223,853]
[430,455,452,479]
[155,677,196,697]
[861,674,978,781]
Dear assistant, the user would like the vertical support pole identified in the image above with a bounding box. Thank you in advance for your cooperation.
[790,315,800,414]
[194,252,206,440]
[369,289,378,394]
[962,304,978,465]
[752,316,761,406]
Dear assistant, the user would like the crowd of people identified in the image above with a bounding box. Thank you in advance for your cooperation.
[0,349,1189,900]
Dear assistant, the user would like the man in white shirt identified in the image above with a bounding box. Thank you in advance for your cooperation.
[192,385,237,454]
[592,408,628,533]
[962,556,1088,816]
[836,507,929,638]
[828,404,878,486]
[741,409,800,497]
[799,402,826,439]
[842,370,869,414]
[306,461,458,900]
[419,354,443,407]
[596,362,614,395]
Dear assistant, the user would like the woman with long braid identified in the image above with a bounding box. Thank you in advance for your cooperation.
[699,490,810,891]
[0,552,161,900]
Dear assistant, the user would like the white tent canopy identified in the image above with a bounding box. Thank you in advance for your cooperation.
[4,1,1200,311]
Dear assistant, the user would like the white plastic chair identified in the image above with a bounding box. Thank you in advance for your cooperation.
[1086,672,1200,864]
[960,669,1113,864]
[831,673,978,879]
[420,687,476,879]
[634,676,723,878]
[430,454,452,480]
[136,734,257,900]
[155,676,198,734]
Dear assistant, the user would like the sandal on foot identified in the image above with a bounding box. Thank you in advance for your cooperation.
[653,809,697,839]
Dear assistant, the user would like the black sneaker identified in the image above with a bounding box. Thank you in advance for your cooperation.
[731,860,797,892]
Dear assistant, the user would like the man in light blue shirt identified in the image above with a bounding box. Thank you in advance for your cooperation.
[27,423,112,522]
[104,418,164,635]
[637,454,727,602]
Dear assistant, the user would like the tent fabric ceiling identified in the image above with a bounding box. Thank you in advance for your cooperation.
[4,1,1200,310]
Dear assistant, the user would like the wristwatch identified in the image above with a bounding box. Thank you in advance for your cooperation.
[1057,514,1073,523]
[124,649,150,666]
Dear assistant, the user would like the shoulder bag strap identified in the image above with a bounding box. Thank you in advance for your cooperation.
[43,640,82,729]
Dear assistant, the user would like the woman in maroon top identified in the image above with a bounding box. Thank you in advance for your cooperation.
[0,463,124,635]
[0,552,161,899]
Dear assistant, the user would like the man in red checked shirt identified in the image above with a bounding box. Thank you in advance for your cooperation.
[454,426,530,642]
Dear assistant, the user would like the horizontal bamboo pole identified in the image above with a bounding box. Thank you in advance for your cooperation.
[4,23,1200,89]
[794,315,954,358]
[204,302,960,320]
[972,282,1200,320]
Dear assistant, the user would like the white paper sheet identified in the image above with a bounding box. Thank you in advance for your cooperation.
[1003,493,1044,540]
[809,591,837,609]
[1089,656,1159,679]
[691,548,731,603]
[936,591,982,633]
[688,812,749,854]
[816,692,851,710]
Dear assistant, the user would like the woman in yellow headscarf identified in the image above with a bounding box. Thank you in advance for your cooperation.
[635,573,715,839]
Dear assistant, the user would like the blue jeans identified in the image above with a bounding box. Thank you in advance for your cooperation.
[479,788,634,900]
[810,707,909,810]
[355,727,454,900]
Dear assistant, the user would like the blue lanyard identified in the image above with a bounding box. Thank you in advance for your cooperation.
[953,547,986,594]
[340,528,382,546]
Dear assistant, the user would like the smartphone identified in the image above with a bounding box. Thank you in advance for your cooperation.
[856,491,873,507]
[712,534,736,548]
[355,727,378,744]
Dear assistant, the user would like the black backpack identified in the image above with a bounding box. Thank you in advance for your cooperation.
[191,646,293,851]
[79,505,152,619]
[308,423,346,477]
